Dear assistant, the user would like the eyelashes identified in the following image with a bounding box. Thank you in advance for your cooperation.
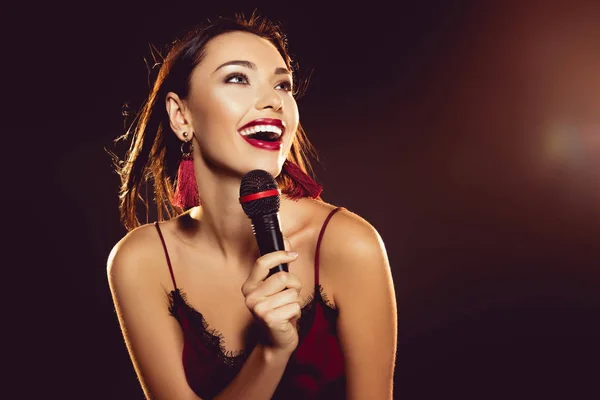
[225,73,249,85]
[224,72,293,92]
[276,80,293,92]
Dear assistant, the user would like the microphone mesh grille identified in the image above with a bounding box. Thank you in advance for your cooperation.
[240,169,280,217]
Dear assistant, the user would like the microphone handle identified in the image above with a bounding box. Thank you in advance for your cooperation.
[251,212,288,278]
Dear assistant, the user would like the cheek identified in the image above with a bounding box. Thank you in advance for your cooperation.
[285,97,300,131]
[209,88,253,120]
[192,87,254,133]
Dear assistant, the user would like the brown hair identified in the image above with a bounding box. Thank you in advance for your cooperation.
[111,13,320,231]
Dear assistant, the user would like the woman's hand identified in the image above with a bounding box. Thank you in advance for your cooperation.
[241,241,302,356]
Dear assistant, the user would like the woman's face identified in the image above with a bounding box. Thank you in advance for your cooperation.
[183,31,299,179]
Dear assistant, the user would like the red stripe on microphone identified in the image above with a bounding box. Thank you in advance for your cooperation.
[239,189,280,204]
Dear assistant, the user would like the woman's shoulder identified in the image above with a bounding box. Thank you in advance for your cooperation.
[293,198,382,249]
[107,222,171,288]
[297,198,376,232]
[108,223,162,261]
[301,199,387,267]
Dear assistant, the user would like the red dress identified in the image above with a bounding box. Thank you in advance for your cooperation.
[154,207,346,399]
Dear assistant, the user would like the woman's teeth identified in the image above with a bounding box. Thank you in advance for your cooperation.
[239,125,283,140]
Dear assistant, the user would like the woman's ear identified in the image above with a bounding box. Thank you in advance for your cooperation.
[166,92,192,141]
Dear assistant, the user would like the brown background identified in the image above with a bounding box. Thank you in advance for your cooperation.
[9,1,600,398]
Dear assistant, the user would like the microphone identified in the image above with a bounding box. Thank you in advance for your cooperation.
[239,169,288,278]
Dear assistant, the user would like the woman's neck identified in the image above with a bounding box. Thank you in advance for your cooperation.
[189,170,259,265]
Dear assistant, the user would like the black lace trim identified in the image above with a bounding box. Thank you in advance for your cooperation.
[316,284,337,311]
[168,288,250,368]
[167,285,338,369]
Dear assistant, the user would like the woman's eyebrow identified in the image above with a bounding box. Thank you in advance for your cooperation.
[213,60,291,76]
[274,67,291,76]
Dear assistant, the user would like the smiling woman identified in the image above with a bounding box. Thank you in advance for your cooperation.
[107,12,397,400]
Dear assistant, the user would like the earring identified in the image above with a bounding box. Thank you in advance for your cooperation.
[172,132,200,209]
[282,159,323,200]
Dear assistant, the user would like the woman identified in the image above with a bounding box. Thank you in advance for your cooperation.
[107,13,397,400]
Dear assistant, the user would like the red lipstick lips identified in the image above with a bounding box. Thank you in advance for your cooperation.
[242,137,282,151]
[238,118,285,151]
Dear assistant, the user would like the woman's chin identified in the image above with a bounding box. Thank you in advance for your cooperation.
[241,160,283,179]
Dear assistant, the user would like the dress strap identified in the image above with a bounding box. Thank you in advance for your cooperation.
[314,207,344,286]
[154,222,178,290]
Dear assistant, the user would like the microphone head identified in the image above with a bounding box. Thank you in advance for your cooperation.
[239,169,281,218]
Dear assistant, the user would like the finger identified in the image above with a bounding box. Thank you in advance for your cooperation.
[243,251,299,292]
[244,271,302,310]
[257,270,302,297]
[251,288,299,318]
[283,237,292,252]
[263,302,302,328]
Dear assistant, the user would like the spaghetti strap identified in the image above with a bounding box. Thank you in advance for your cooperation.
[314,207,344,286]
[154,222,178,290]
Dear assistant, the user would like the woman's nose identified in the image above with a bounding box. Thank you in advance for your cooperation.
[255,87,284,111]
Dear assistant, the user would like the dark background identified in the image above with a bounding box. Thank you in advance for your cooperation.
[11,1,600,399]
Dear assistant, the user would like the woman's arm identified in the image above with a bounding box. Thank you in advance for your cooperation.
[322,210,398,399]
[107,226,293,400]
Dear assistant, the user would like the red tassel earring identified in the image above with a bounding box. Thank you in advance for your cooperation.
[282,159,323,200]
[173,132,200,209]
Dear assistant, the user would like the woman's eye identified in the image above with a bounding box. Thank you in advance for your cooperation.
[276,81,293,91]
[225,74,249,84]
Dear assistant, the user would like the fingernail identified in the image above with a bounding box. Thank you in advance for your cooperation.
[287,251,298,257]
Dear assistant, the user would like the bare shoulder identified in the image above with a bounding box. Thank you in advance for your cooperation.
[303,201,391,300]
[107,222,172,292]
[307,200,387,264]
